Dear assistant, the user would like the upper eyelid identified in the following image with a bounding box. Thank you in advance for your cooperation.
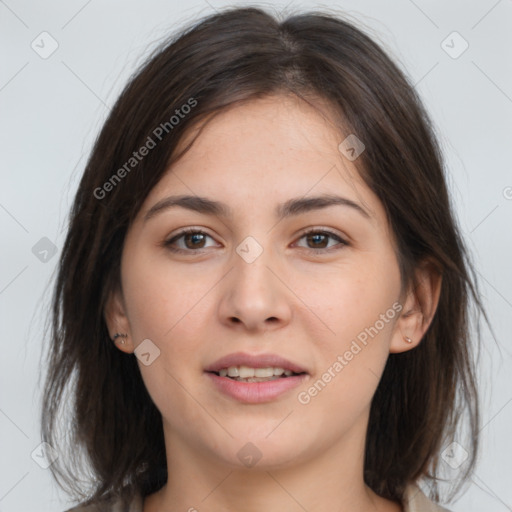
[296,228,346,242]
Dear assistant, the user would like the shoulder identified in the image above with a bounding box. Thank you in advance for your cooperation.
[63,491,143,512]
[402,483,452,512]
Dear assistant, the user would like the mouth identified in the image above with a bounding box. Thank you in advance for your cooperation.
[204,352,309,403]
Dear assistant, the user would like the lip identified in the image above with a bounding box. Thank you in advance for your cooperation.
[205,372,308,403]
[204,351,309,404]
[204,351,308,374]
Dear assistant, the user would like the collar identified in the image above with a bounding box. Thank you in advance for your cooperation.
[402,483,452,512]
[89,481,452,512]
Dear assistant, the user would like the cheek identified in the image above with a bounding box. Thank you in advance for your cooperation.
[124,262,212,423]
[306,258,400,404]
[297,285,400,427]
[121,253,215,406]
[301,257,401,345]
[121,249,213,342]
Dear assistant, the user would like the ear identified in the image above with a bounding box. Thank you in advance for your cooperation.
[104,284,134,354]
[390,258,442,354]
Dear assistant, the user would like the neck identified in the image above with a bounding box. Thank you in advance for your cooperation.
[143,412,403,512]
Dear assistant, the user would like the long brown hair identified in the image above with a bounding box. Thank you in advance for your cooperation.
[41,6,488,508]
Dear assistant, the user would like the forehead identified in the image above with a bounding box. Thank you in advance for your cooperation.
[138,94,380,223]
[173,94,348,172]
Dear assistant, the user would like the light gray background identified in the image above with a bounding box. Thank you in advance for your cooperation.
[1,1,511,511]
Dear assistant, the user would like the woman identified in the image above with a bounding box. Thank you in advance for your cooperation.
[41,6,486,512]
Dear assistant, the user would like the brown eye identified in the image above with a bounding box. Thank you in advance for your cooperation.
[164,229,216,253]
[296,229,348,252]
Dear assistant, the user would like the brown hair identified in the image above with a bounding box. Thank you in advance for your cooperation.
[41,5,488,508]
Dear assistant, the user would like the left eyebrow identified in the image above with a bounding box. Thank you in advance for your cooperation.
[277,194,371,220]
[143,193,371,224]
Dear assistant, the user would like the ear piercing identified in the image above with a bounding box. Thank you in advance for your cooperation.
[112,333,413,345]
[112,333,128,344]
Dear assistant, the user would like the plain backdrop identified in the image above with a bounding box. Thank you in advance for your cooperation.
[1,1,511,511]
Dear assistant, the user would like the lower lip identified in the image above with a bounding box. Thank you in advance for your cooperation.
[205,372,308,403]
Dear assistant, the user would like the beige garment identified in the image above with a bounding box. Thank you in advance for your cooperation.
[65,482,452,512]
[402,483,452,512]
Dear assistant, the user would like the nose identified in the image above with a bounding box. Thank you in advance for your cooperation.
[217,242,293,333]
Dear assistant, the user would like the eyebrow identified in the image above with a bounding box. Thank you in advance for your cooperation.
[143,193,371,223]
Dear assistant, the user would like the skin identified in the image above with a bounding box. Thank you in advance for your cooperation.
[105,94,441,512]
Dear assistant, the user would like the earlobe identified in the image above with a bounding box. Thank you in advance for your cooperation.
[104,286,134,353]
[390,259,442,354]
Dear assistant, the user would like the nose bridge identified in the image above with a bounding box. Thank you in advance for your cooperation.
[232,234,276,298]
[217,233,292,330]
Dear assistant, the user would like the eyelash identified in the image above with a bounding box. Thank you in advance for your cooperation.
[163,227,348,255]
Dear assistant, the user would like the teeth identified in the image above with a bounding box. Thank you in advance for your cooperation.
[227,366,239,377]
[230,376,282,382]
[239,365,254,379]
[217,365,298,378]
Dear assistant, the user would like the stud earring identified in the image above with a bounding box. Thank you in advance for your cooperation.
[113,333,128,344]
[404,336,413,344]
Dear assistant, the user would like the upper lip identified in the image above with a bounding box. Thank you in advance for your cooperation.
[204,352,308,374]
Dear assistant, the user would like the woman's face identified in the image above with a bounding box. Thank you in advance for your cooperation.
[110,94,410,470]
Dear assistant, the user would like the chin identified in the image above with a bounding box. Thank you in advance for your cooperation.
[205,434,307,471]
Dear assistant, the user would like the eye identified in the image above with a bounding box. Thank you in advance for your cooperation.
[163,227,348,255]
[294,228,348,252]
[164,228,217,253]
